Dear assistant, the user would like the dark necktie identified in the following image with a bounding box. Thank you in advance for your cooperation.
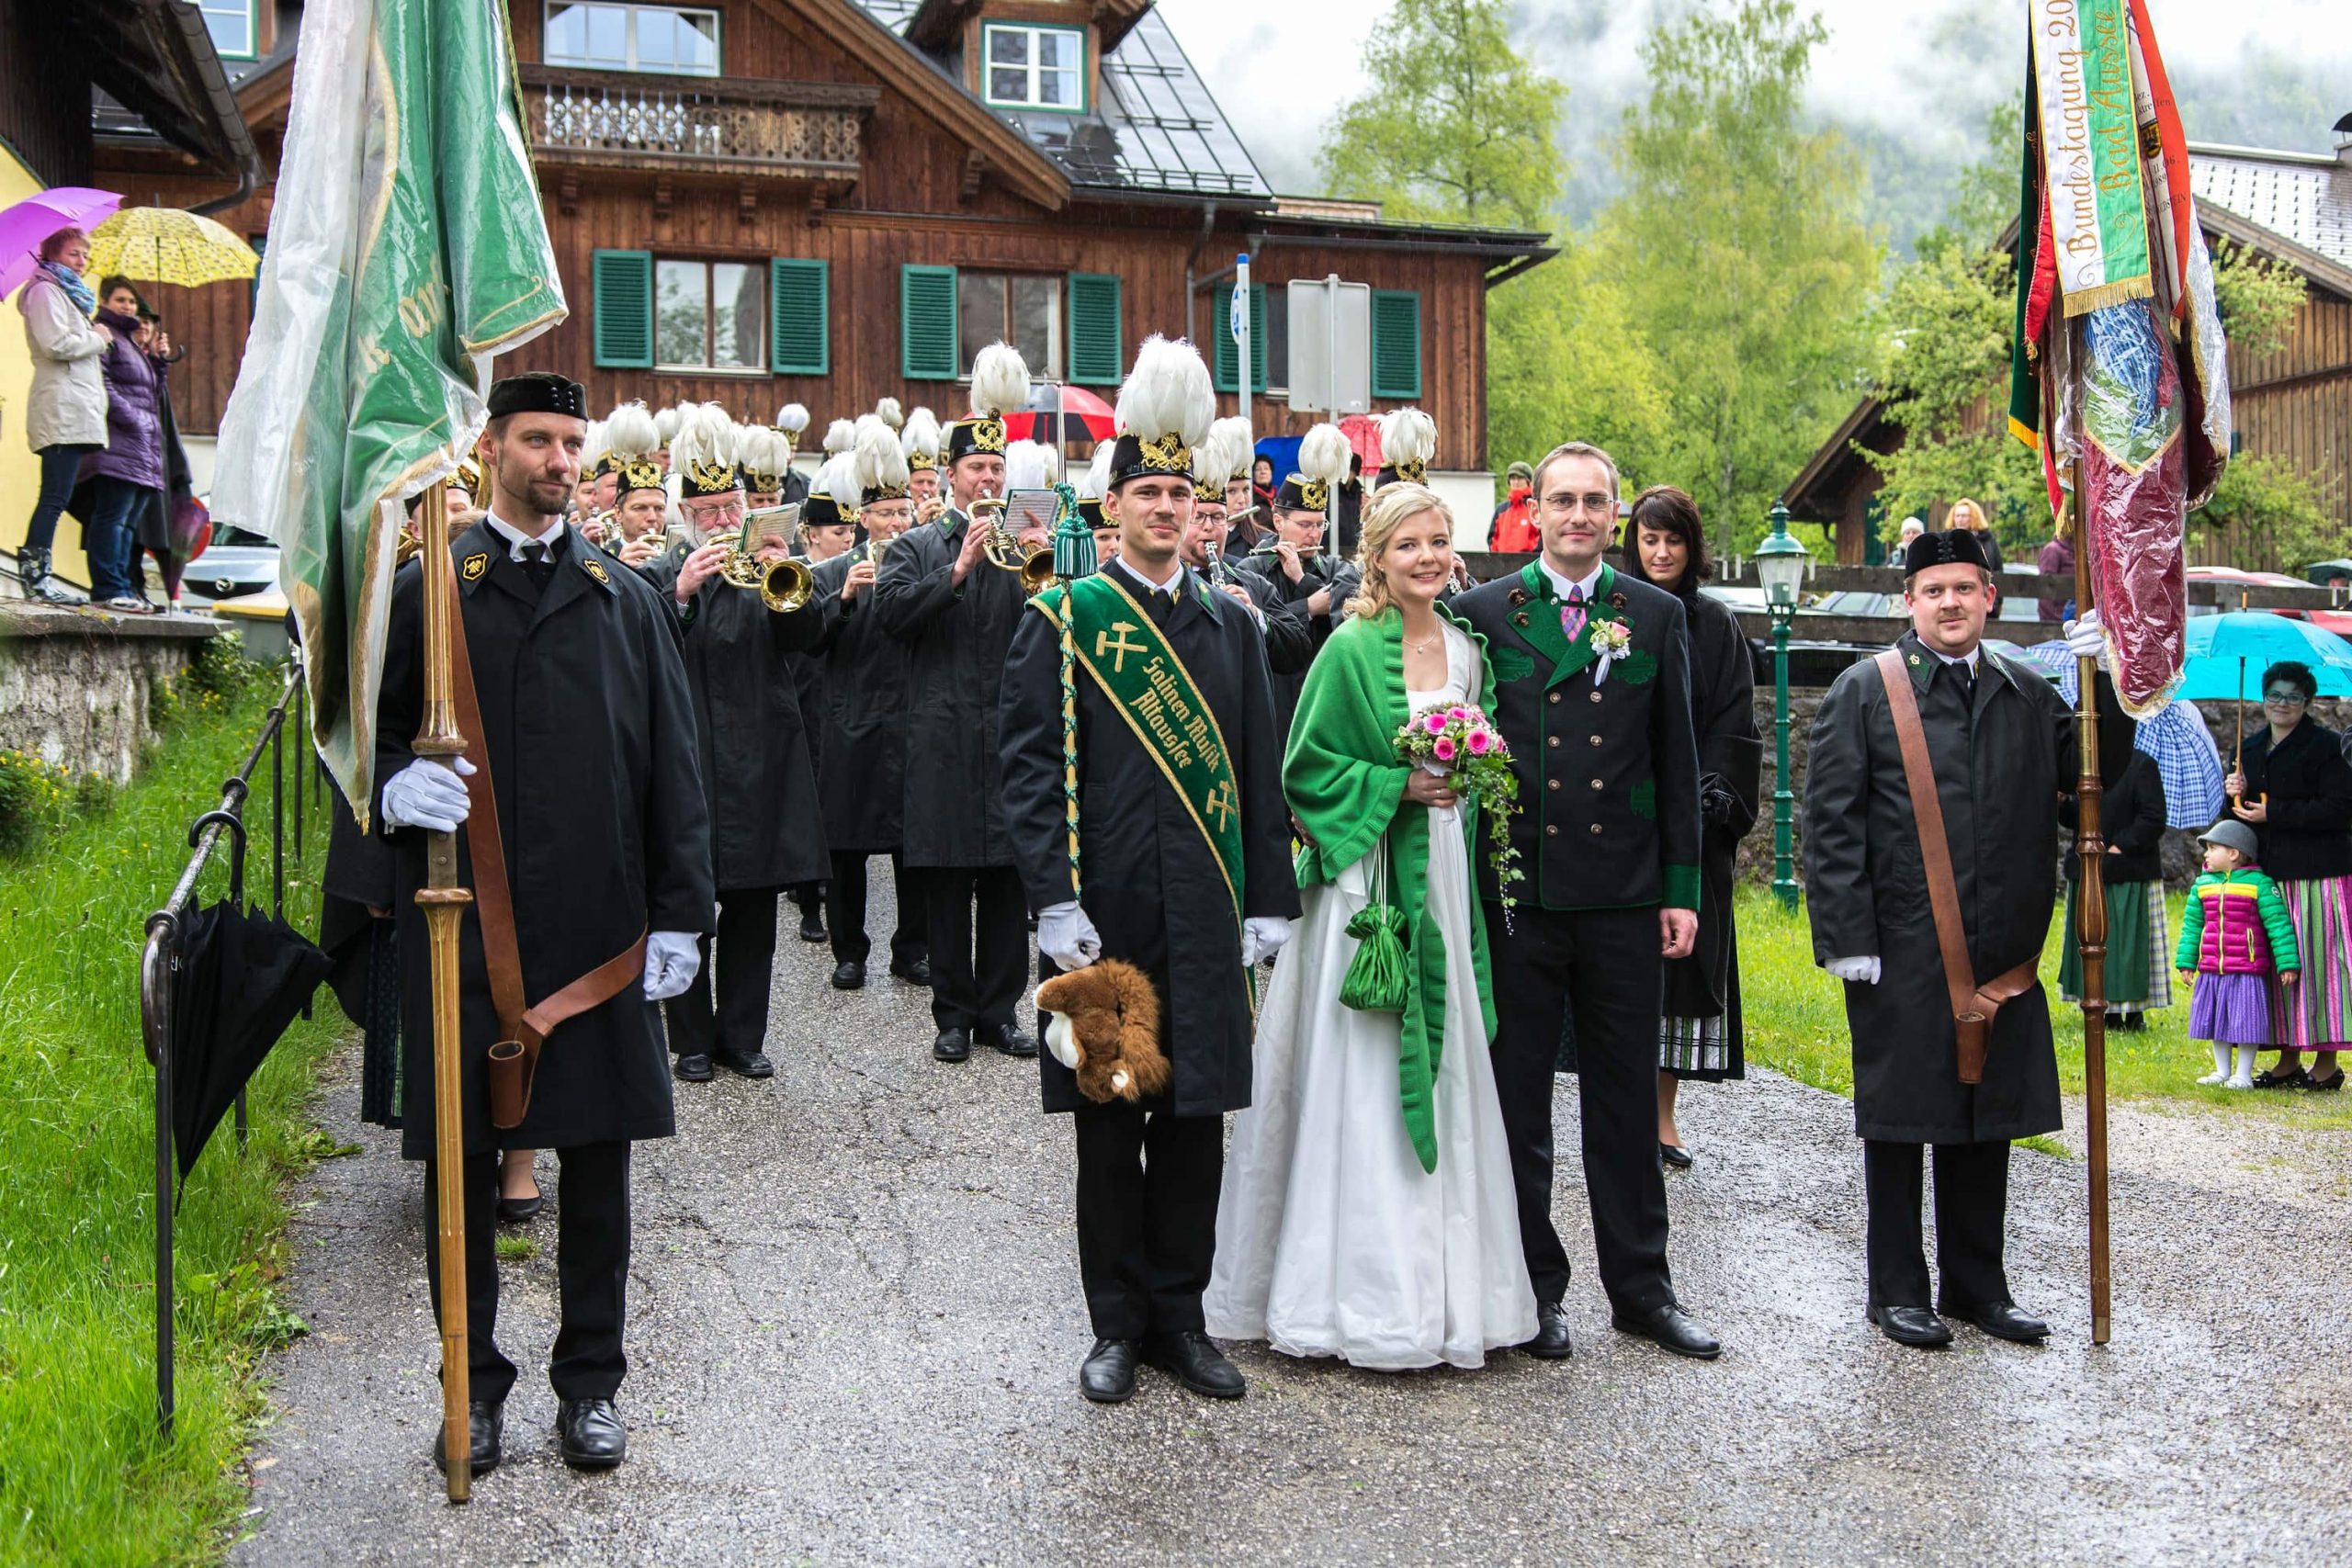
[518,540,554,589]
[1962,658,1977,697]
[1147,586,1176,627]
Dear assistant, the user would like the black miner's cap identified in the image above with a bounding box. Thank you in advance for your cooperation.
[486,372,587,421]
[1904,528,1989,577]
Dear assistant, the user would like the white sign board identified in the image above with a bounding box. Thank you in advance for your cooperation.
[1285,276,1371,415]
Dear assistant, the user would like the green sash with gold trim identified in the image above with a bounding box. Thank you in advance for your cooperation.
[1033,573,1246,929]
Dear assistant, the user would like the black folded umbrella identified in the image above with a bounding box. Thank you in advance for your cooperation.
[168,898,334,1180]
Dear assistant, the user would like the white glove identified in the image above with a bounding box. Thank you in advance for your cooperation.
[1241,916,1294,966]
[380,756,475,832]
[641,931,702,1001]
[2062,608,2108,667]
[1037,901,1102,971]
[1826,955,1882,986]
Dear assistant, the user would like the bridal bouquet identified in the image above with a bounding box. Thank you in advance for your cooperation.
[1393,703,1524,918]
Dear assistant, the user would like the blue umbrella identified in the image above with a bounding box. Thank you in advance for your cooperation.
[2176,612,2352,700]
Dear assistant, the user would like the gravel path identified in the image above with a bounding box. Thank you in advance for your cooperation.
[234,867,2352,1566]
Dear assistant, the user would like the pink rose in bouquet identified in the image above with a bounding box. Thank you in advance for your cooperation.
[1391,700,1525,918]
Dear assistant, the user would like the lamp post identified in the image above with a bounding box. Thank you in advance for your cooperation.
[1755,502,1812,911]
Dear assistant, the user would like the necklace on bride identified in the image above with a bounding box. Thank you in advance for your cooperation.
[1403,625,1442,655]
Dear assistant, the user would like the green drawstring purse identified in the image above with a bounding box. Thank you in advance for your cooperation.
[1340,836,1408,1013]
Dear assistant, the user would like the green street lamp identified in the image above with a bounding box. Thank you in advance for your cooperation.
[1755,502,1812,911]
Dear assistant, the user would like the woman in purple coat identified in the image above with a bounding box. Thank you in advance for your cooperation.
[75,276,167,613]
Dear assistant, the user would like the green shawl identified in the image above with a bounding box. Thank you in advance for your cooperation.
[1285,606,1499,1173]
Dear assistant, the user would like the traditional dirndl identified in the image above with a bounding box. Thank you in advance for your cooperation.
[2059,879,2171,1015]
[2276,874,2352,1051]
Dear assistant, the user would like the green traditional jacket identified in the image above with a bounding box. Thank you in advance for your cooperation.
[1285,606,1498,1172]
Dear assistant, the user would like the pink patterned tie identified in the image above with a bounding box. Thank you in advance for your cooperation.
[1559,584,1587,643]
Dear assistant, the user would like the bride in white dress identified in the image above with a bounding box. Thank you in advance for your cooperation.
[1205,485,1536,1370]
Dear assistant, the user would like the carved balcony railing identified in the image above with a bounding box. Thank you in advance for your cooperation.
[520,65,876,186]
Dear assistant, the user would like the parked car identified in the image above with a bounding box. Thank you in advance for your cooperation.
[181,521,279,604]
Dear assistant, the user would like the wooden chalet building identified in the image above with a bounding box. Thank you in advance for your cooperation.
[89,0,1554,530]
[1783,119,2352,567]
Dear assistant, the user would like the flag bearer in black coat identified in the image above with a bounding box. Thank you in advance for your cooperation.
[1804,531,2108,1349]
[373,372,712,1474]
[871,343,1043,1065]
[1451,439,1720,1363]
[811,425,931,991]
[999,336,1299,1404]
[642,406,834,1083]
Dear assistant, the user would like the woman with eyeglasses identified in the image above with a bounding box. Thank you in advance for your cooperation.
[2224,660,2352,1091]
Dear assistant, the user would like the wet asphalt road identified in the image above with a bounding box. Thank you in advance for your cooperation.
[235,863,2351,1566]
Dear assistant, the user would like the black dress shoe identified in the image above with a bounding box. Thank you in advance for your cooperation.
[1521,1300,1575,1359]
[1611,1303,1722,1359]
[933,1027,971,1063]
[1943,1299,2049,1343]
[712,1048,775,1079]
[555,1397,628,1469]
[831,959,866,990]
[430,1398,503,1475]
[673,1053,714,1082]
[494,1193,543,1224]
[890,957,932,987]
[1659,1141,1694,1169]
[980,1022,1038,1058]
[798,910,828,943]
[1144,1331,1245,1399]
[1868,1301,1954,1348]
[1079,1337,1140,1404]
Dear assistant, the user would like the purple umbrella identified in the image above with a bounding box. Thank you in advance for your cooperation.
[0,186,124,300]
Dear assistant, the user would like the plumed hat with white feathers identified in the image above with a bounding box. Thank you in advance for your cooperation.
[1375,407,1437,489]
[854,413,912,505]
[1107,335,1214,490]
[948,342,1030,463]
[901,406,943,471]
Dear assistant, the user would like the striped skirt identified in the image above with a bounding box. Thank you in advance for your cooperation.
[2276,875,2352,1051]
[2059,880,2171,1013]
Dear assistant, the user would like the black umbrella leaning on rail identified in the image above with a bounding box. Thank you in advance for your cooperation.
[167,897,333,1183]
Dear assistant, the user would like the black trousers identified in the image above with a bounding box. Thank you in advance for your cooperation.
[787,880,826,919]
[1862,1138,2014,1311]
[663,885,781,1058]
[424,1141,632,1403]
[1486,902,1673,1314]
[826,850,926,969]
[1071,1101,1225,1340]
[917,864,1026,1032]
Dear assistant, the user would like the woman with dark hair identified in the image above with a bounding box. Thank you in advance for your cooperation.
[76,272,168,612]
[2224,660,2352,1090]
[1617,486,1761,1164]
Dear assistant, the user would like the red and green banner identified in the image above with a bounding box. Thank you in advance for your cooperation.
[2028,0,2152,315]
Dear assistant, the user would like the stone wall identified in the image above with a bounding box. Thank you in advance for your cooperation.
[0,606,221,784]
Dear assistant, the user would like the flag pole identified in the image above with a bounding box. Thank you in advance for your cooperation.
[413,480,475,1499]
[2069,466,2111,1346]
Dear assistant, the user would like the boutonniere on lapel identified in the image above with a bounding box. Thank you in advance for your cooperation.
[1589,617,1634,684]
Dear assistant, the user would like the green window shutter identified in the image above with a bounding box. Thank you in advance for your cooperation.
[900,264,958,380]
[770,258,829,375]
[1066,272,1123,386]
[1371,288,1422,400]
[1210,283,1268,394]
[1374,290,1420,401]
[592,250,653,369]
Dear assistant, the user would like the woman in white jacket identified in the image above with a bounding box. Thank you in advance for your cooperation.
[14,227,113,604]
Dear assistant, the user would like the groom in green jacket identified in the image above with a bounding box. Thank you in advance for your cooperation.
[1453,440,1719,1361]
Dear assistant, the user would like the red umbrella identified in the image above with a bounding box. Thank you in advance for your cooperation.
[1004,383,1115,443]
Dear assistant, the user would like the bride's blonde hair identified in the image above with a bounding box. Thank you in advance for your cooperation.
[1346,482,1453,619]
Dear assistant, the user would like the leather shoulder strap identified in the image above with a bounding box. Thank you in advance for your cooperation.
[444,547,527,1041]
[1874,649,1979,1019]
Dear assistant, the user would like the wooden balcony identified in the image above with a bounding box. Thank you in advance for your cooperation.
[520,65,876,214]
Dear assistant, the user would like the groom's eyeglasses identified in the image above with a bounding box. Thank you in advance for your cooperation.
[1542,492,1616,516]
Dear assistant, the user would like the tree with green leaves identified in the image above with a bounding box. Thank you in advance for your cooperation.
[1592,0,1881,555]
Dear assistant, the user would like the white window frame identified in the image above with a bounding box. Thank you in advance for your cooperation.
[978,21,1086,114]
[957,270,1062,383]
[544,2,722,77]
[198,0,256,60]
[654,258,767,375]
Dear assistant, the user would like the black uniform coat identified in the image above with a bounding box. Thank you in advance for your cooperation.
[1662,586,1762,1048]
[2239,716,2352,882]
[1452,563,1702,911]
[999,567,1300,1116]
[1209,560,1314,676]
[643,544,834,892]
[374,520,714,1159]
[1802,630,2075,1144]
[809,546,914,852]
[1235,551,1360,750]
[870,507,1028,869]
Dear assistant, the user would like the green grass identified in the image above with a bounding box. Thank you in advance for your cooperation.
[1740,886,2352,1134]
[0,673,346,1567]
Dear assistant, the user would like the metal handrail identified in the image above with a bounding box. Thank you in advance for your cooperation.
[137,653,313,1434]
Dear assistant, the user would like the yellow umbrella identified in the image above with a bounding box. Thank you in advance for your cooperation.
[85,207,258,289]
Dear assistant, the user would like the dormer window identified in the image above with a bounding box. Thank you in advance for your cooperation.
[980,21,1086,112]
[545,2,721,76]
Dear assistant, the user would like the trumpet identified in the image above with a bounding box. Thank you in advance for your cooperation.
[720,545,815,614]
[971,497,1057,595]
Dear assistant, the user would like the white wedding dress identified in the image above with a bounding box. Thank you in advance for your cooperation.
[1206,623,1537,1369]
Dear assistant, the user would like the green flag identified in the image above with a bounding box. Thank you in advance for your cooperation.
[212,0,564,827]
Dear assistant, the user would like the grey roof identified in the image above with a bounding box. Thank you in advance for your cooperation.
[857,1,1270,200]
[2189,143,2352,271]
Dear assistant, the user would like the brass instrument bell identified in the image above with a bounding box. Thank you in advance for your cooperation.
[972,496,1057,594]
